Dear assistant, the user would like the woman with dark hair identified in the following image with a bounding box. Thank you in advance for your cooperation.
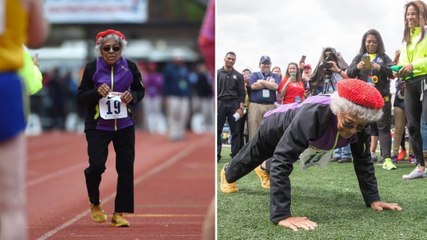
[347,29,395,170]
[278,62,305,104]
[396,0,427,179]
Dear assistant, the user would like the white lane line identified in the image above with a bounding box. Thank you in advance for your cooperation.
[36,135,209,240]
[26,163,86,188]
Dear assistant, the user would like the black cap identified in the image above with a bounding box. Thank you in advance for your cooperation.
[259,55,271,64]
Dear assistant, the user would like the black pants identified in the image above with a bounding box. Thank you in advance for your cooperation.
[217,99,241,160]
[370,100,392,159]
[405,75,427,166]
[238,112,248,150]
[84,125,135,213]
[225,117,280,183]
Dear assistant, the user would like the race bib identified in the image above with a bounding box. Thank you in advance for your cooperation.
[262,89,270,98]
[299,147,333,170]
[99,92,128,120]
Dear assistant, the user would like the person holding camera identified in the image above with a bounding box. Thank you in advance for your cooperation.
[347,29,395,170]
[310,48,351,163]
[278,62,305,104]
[309,47,348,95]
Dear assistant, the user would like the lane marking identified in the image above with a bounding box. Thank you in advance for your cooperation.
[26,163,86,188]
[36,135,210,240]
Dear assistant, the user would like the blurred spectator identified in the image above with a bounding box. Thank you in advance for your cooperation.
[239,68,251,149]
[272,66,283,106]
[142,61,165,134]
[163,56,191,141]
[191,62,213,133]
[272,66,282,79]
[63,71,78,113]
[302,63,312,98]
[45,68,67,130]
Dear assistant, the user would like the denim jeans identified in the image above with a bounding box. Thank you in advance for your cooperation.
[422,112,427,151]
[334,144,352,158]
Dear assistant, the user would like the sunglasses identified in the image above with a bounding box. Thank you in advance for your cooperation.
[102,45,121,52]
[342,119,366,132]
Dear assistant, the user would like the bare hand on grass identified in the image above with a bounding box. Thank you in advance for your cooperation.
[278,216,318,231]
[370,201,402,212]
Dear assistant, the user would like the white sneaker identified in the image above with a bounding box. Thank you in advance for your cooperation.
[402,166,427,180]
[371,152,378,162]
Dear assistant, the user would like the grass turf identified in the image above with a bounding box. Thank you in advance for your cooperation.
[217,147,427,240]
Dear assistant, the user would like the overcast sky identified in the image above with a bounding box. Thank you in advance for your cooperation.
[216,0,406,73]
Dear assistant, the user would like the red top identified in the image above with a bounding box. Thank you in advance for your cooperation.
[278,77,305,104]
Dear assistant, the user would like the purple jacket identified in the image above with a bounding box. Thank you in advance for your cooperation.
[77,57,145,131]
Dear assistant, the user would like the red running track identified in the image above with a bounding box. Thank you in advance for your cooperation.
[26,131,215,240]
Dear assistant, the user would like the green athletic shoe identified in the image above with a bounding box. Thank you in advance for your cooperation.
[382,158,397,170]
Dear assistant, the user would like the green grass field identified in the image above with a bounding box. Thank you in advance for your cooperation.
[217,147,427,240]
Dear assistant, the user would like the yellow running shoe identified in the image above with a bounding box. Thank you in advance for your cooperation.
[111,213,130,227]
[254,166,270,189]
[382,158,397,170]
[220,164,238,193]
[90,203,107,223]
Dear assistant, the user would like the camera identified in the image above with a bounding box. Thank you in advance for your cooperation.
[322,51,337,89]
[322,50,338,94]
[309,47,348,95]
[322,51,337,70]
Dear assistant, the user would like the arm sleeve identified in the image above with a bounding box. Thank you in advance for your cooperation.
[269,104,332,223]
[237,73,246,104]
[249,72,258,85]
[77,61,101,105]
[127,60,145,105]
[350,129,381,207]
[383,55,394,78]
[347,54,361,78]
[410,49,427,74]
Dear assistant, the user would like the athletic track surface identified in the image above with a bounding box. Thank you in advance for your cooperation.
[26,131,215,240]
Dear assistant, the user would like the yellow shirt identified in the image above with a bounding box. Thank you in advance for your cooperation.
[0,0,27,71]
